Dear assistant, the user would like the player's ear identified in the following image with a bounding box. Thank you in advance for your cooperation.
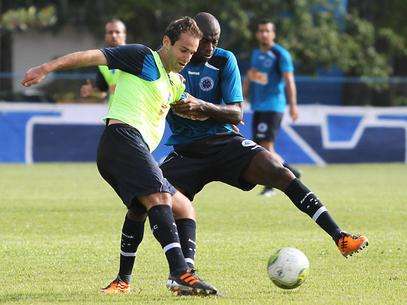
[162,35,171,49]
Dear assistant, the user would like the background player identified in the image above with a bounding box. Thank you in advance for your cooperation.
[243,19,301,197]
[80,19,127,105]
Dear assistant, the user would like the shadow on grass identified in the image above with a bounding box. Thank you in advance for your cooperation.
[0,290,220,304]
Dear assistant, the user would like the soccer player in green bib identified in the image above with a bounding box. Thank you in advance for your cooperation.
[80,19,126,105]
[21,17,218,296]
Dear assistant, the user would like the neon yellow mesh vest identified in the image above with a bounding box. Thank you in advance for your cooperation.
[103,50,185,152]
[97,65,120,106]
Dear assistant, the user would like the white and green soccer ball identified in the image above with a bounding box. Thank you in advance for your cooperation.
[267,247,310,289]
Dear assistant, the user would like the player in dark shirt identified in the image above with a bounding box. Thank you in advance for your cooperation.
[162,13,367,268]
[80,19,126,104]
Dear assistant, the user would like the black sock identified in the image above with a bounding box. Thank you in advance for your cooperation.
[284,178,342,241]
[148,205,188,276]
[176,218,196,268]
[117,216,145,283]
[283,162,301,178]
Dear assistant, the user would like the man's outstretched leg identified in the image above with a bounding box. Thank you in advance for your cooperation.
[254,114,301,197]
[243,151,368,257]
[261,161,301,197]
[284,178,368,257]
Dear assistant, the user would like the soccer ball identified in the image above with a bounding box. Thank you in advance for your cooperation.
[267,247,310,289]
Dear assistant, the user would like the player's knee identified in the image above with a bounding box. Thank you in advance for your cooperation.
[263,160,295,190]
[139,192,172,210]
[172,191,196,220]
[259,140,274,151]
[173,205,195,220]
[273,166,295,190]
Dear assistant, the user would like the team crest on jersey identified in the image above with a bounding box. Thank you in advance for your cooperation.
[257,122,268,132]
[199,76,214,91]
[241,139,257,147]
[262,58,273,68]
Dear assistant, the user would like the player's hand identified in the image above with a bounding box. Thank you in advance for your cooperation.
[231,124,240,133]
[172,103,210,121]
[242,101,251,112]
[172,95,209,121]
[289,104,299,122]
[80,79,94,97]
[21,65,48,87]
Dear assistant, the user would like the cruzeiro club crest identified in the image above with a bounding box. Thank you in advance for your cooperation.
[241,139,257,147]
[199,76,214,91]
[257,122,268,132]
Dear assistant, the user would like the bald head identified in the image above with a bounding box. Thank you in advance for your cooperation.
[105,19,127,47]
[194,12,221,38]
[192,12,221,62]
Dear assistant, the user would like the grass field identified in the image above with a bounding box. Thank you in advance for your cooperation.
[0,163,406,305]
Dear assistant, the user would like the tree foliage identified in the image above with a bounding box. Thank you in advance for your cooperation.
[239,0,406,77]
[0,3,56,31]
[2,0,406,77]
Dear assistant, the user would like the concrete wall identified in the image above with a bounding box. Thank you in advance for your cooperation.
[13,26,100,92]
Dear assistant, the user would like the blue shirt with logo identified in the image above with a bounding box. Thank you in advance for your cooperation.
[248,43,293,113]
[166,48,243,145]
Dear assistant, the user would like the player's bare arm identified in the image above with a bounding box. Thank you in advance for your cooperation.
[243,69,252,101]
[283,71,298,122]
[21,50,107,87]
[172,94,242,124]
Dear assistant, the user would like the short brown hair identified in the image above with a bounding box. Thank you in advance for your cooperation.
[106,18,127,32]
[256,19,275,31]
[164,17,202,45]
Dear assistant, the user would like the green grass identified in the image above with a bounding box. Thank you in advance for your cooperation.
[0,163,406,305]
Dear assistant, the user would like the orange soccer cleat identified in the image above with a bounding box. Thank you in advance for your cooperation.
[101,278,130,294]
[336,232,369,257]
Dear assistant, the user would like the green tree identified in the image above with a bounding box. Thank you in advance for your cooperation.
[348,0,407,75]
[238,0,406,77]
[58,0,405,78]
[3,0,406,91]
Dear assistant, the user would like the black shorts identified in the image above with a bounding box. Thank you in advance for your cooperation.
[97,124,176,213]
[160,134,266,201]
[252,111,284,143]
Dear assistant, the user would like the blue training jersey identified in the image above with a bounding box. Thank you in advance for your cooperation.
[166,48,243,145]
[248,43,293,113]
